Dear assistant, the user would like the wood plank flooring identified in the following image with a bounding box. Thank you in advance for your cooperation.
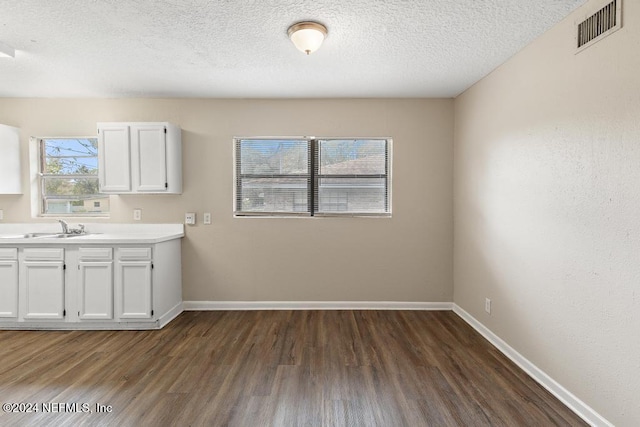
[0,311,587,426]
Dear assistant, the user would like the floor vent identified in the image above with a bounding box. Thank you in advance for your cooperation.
[576,0,622,53]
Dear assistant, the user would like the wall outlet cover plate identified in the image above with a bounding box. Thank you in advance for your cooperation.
[185,212,196,225]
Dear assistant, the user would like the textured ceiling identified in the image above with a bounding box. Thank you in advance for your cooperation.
[0,0,587,98]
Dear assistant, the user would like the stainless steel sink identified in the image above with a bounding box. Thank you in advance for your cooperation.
[0,233,58,239]
[0,232,97,239]
[38,233,99,239]
[23,233,60,238]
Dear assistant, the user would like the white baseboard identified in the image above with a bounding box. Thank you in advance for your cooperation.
[452,304,612,427]
[183,301,453,311]
[158,301,184,328]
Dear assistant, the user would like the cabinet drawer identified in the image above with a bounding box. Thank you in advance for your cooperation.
[0,248,18,260]
[79,247,113,261]
[118,247,152,260]
[24,248,64,261]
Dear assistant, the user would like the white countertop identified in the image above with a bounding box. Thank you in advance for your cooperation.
[0,223,184,245]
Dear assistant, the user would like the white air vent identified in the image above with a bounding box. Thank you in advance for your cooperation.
[576,0,622,53]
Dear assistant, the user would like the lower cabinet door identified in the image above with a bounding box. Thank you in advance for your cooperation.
[0,260,18,318]
[118,261,152,319]
[23,261,65,319]
[78,261,114,320]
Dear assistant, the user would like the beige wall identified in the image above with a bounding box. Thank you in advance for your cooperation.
[454,1,640,425]
[0,98,454,303]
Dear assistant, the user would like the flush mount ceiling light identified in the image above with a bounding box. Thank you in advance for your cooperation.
[287,21,328,55]
[0,41,15,58]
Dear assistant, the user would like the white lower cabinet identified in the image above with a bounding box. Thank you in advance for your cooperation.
[117,248,153,320]
[0,248,18,318]
[21,248,65,320]
[0,238,181,330]
[78,248,114,320]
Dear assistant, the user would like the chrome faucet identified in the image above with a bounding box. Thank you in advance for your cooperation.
[58,220,69,234]
[57,219,86,235]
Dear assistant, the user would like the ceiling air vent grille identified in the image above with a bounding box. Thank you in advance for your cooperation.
[576,0,622,53]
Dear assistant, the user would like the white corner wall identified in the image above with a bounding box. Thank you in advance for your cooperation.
[454,1,640,425]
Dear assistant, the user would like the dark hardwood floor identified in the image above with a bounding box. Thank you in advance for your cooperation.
[0,311,586,426]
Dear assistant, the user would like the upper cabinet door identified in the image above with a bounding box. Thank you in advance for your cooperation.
[0,124,22,194]
[98,124,131,192]
[96,122,182,194]
[131,124,167,192]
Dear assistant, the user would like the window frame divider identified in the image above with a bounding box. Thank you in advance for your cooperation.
[310,138,317,216]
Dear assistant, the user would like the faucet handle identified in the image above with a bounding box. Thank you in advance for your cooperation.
[78,224,85,234]
[58,219,69,234]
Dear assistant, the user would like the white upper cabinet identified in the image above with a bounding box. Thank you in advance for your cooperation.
[133,125,167,192]
[98,124,131,192]
[97,122,182,194]
[0,124,22,194]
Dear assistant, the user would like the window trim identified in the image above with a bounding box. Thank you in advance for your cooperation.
[34,136,109,218]
[233,136,392,218]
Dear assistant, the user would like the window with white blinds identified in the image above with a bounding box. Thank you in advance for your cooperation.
[234,138,391,216]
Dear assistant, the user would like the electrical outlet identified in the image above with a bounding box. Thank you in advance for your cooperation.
[485,298,492,314]
[133,208,142,221]
[203,212,211,225]
[185,212,196,225]
[0,209,3,221]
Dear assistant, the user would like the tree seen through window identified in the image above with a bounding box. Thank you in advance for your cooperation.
[40,138,109,215]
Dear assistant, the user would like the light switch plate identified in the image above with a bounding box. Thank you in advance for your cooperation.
[185,212,196,225]
[203,212,211,225]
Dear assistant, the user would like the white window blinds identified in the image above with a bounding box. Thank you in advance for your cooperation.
[315,139,390,215]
